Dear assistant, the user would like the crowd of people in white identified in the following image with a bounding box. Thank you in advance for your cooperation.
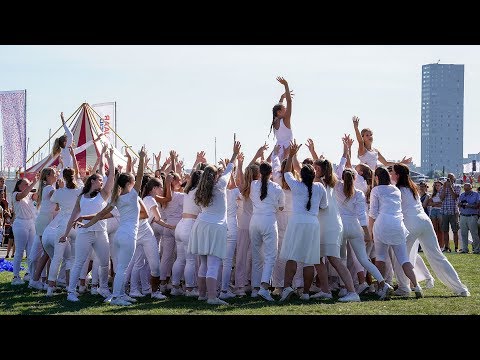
[3,77,473,306]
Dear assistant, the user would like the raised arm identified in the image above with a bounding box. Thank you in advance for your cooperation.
[249,143,268,166]
[285,139,302,178]
[276,76,292,129]
[344,134,354,169]
[68,146,81,180]
[169,150,178,174]
[305,138,319,161]
[236,152,244,189]
[100,148,115,201]
[124,146,132,173]
[61,112,73,147]
[134,146,146,194]
[15,172,40,201]
[352,116,365,157]
[191,151,206,175]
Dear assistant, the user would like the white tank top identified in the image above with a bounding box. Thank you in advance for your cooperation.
[114,189,140,236]
[358,148,379,171]
[273,118,293,147]
[79,192,107,232]
[164,191,184,223]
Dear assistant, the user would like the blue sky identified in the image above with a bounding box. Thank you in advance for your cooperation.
[0,45,479,171]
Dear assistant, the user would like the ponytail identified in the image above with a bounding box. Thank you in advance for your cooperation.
[259,162,272,201]
[342,169,355,200]
[301,165,315,211]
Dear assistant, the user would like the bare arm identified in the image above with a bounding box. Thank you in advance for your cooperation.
[352,115,365,157]
[81,204,114,229]
[277,76,292,129]
[68,146,81,180]
[61,112,73,147]
[285,139,302,177]
[378,151,412,167]
[305,138,319,161]
[236,152,244,189]
[134,146,146,194]
[249,143,268,166]
[59,195,82,242]
[169,150,177,174]
[100,148,115,201]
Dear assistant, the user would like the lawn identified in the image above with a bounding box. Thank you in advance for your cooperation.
[0,251,478,315]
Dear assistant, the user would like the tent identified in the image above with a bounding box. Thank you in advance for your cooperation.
[24,103,137,180]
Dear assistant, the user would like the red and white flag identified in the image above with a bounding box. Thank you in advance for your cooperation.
[92,102,116,149]
[0,90,26,168]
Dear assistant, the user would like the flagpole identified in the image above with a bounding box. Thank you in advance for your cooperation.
[215,137,217,165]
[114,101,117,149]
[24,89,27,172]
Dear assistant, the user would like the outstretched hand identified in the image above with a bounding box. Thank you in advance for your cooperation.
[352,115,360,128]
[276,76,288,86]
[305,138,315,153]
[288,139,302,157]
[400,156,412,165]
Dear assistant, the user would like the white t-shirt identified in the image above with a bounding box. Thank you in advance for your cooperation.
[38,184,57,216]
[113,188,140,235]
[250,179,285,216]
[227,188,240,219]
[399,187,424,217]
[143,195,159,223]
[13,192,36,220]
[164,191,184,223]
[334,182,368,226]
[182,188,202,216]
[285,172,326,217]
[50,186,83,217]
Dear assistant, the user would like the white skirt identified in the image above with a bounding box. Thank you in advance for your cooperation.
[280,215,320,264]
[188,219,227,259]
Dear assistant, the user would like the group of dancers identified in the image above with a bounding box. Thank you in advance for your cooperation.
[8,77,470,306]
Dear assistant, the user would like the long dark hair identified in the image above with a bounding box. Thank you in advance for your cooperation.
[184,170,203,194]
[269,104,283,138]
[374,167,391,186]
[142,176,161,198]
[259,162,272,201]
[81,173,102,197]
[110,172,134,205]
[195,165,218,207]
[316,159,337,188]
[393,163,418,199]
[13,179,25,193]
[301,164,315,211]
[342,169,355,200]
[63,168,77,189]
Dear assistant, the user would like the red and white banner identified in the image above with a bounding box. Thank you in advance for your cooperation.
[0,90,26,168]
[92,102,116,149]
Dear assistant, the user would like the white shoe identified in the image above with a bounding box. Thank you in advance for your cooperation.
[170,287,185,296]
[78,285,87,294]
[42,283,49,291]
[207,297,228,305]
[310,290,333,299]
[90,286,98,295]
[338,291,361,302]
[28,280,44,291]
[56,281,67,289]
[67,292,79,302]
[378,283,394,300]
[108,297,132,306]
[279,287,295,302]
[11,276,25,286]
[120,294,137,303]
[46,287,56,297]
[250,289,259,298]
[413,284,423,298]
[356,282,370,295]
[23,273,30,282]
[151,291,167,300]
[129,290,146,298]
[258,288,275,302]
[219,290,237,300]
[234,288,247,297]
[185,289,200,297]
[299,293,310,301]
[338,288,348,297]
[425,278,435,289]
[97,288,112,299]
[309,284,322,293]
[457,290,471,297]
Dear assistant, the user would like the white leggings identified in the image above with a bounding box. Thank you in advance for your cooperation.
[112,230,136,298]
[160,227,177,280]
[221,226,237,291]
[68,230,110,293]
[198,255,222,279]
[172,218,197,287]
[12,218,36,277]
[46,226,76,282]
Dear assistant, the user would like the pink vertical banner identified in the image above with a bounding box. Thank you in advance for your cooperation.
[0,90,26,168]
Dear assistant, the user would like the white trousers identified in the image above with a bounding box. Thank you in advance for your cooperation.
[249,215,278,288]
[12,218,36,277]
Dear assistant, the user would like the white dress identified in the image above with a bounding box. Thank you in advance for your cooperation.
[318,185,343,258]
[280,173,327,264]
[273,118,293,157]
[358,148,379,171]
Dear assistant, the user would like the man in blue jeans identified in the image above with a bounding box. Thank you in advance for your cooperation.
[440,173,461,252]
[458,182,480,253]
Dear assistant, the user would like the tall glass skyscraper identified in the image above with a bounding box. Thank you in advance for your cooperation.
[421,63,464,175]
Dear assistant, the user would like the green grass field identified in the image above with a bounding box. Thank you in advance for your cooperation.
[0,249,478,315]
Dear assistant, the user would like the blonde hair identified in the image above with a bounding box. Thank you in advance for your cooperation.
[195,165,218,207]
[241,163,260,199]
[37,167,55,209]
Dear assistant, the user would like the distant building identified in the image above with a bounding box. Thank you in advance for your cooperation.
[421,63,464,175]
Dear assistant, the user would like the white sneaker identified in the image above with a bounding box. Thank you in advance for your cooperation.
[28,280,44,291]
[129,290,146,298]
[378,283,394,300]
[46,287,56,297]
[159,284,167,293]
[23,273,30,282]
[56,281,67,289]
[309,284,322,293]
[90,286,98,295]
[299,293,310,301]
[338,288,348,297]
[356,282,370,295]
[457,290,471,297]
[279,287,295,302]
[185,289,200,297]
[250,289,259,298]
[413,284,423,298]
[219,290,237,300]
[78,285,87,294]
[97,288,112,299]
[258,288,275,302]
[11,276,25,286]
[207,297,228,305]
[425,278,435,289]
[338,291,361,302]
[42,283,49,291]
[67,292,79,302]
[393,288,411,297]
[151,291,167,300]
[120,294,137,303]
[109,297,132,306]
[234,288,247,297]
[310,290,333,299]
[170,287,185,296]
